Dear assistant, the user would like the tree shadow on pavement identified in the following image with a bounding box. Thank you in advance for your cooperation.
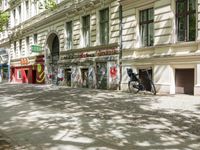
[0,84,200,150]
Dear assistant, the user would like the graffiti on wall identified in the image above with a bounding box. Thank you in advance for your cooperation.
[71,66,82,87]
[96,62,107,89]
[36,64,45,83]
[109,63,119,89]
[88,65,95,88]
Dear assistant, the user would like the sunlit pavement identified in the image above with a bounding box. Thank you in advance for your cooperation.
[0,84,200,150]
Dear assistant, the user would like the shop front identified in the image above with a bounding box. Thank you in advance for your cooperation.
[0,49,9,82]
[59,46,120,90]
[10,55,45,84]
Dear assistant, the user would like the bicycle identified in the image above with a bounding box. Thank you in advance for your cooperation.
[127,68,156,95]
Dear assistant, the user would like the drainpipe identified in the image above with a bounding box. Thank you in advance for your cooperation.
[119,4,123,90]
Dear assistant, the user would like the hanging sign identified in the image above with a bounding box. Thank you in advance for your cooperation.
[31,45,42,53]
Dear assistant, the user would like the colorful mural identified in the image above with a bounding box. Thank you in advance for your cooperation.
[36,64,45,83]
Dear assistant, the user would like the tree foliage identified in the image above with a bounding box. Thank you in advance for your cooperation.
[0,0,57,32]
[0,11,9,32]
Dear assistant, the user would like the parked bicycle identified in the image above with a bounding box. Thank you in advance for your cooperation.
[127,68,156,95]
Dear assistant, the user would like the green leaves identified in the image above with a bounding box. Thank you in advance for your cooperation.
[45,0,57,10]
[39,0,57,11]
[0,11,9,32]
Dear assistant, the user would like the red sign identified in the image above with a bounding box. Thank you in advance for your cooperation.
[20,58,29,65]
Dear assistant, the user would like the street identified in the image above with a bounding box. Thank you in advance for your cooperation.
[0,84,200,150]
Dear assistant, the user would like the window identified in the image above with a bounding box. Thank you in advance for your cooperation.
[176,0,196,41]
[13,9,16,25]
[100,8,109,45]
[140,8,154,47]
[34,34,37,44]
[14,41,16,57]
[66,21,73,49]
[82,15,90,47]
[26,0,29,19]
[19,39,22,56]
[18,5,21,23]
[26,37,29,55]
[17,70,22,79]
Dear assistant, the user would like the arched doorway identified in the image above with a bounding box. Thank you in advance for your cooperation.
[46,33,60,84]
[51,36,59,64]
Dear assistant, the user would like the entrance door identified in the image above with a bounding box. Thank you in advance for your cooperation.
[81,68,88,88]
[65,68,71,86]
[32,70,37,84]
[96,62,107,89]
[175,69,194,95]
[139,69,152,92]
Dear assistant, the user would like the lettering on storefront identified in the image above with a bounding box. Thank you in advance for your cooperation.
[61,48,118,60]
[20,58,29,65]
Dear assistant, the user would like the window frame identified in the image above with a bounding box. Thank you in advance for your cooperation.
[19,39,22,56]
[82,15,90,47]
[17,70,22,79]
[139,7,154,47]
[26,36,29,55]
[66,21,73,50]
[176,0,196,42]
[99,8,109,45]
[33,34,38,44]
[14,41,17,57]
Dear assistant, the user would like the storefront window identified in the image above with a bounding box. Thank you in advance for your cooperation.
[17,70,22,79]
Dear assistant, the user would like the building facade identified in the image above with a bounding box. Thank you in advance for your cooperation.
[120,0,200,95]
[3,0,121,89]
[1,0,200,95]
[0,0,10,83]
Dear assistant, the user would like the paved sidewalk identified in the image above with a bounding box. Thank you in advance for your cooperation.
[0,84,200,150]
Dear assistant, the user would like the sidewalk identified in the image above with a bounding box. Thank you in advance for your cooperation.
[0,84,200,150]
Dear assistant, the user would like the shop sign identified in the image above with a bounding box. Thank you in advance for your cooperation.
[96,49,118,56]
[20,58,29,65]
[31,45,42,53]
[61,48,118,60]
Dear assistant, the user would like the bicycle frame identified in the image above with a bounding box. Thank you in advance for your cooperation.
[127,68,156,95]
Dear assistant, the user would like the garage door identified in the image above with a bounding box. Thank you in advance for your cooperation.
[175,69,194,95]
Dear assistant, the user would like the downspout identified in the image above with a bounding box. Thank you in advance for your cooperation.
[119,4,123,90]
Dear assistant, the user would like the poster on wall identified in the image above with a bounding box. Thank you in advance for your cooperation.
[109,62,119,89]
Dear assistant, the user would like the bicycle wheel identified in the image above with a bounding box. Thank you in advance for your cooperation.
[150,81,156,95]
[128,81,140,94]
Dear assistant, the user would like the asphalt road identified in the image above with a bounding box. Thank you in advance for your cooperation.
[0,84,200,150]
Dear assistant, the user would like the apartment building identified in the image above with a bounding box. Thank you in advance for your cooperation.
[5,0,121,89]
[120,0,200,95]
[0,0,10,82]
